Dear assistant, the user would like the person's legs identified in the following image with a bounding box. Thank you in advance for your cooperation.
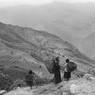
[29,81,33,89]
[64,71,71,81]
[26,81,32,88]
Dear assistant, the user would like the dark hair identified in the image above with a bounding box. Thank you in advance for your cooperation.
[66,59,69,63]
[29,70,33,74]
[55,57,59,61]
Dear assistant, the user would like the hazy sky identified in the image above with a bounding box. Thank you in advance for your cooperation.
[0,0,95,8]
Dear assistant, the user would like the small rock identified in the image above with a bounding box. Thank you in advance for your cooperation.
[0,90,6,94]
[83,74,94,80]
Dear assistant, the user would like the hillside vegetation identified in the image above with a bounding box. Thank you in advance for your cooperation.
[0,22,95,91]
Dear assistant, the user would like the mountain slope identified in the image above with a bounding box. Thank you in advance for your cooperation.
[81,32,95,59]
[0,22,95,76]
[0,2,95,50]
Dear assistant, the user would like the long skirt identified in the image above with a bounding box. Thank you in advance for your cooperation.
[54,71,61,84]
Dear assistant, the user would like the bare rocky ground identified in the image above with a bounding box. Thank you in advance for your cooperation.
[3,74,95,95]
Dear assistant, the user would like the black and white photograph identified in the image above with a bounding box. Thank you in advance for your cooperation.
[0,0,95,95]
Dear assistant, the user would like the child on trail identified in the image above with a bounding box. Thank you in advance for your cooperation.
[25,70,34,89]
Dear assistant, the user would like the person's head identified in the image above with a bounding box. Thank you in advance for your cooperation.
[55,57,59,62]
[66,59,69,63]
[29,70,33,74]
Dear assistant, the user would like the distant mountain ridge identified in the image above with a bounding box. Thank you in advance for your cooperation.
[81,32,95,58]
[0,2,95,58]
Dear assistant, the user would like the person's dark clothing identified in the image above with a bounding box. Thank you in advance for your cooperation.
[64,61,77,81]
[64,71,71,81]
[25,72,33,88]
[52,60,61,84]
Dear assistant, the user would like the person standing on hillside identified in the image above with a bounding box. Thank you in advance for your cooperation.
[64,59,77,81]
[25,70,34,89]
[52,57,61,84]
